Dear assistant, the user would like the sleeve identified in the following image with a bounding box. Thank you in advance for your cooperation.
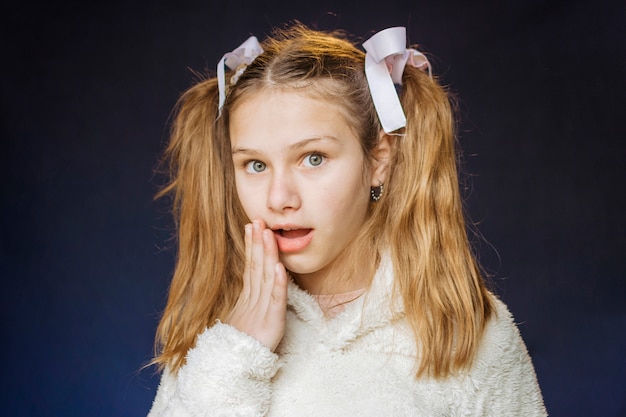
[463,298,548,417]
[147,322,280,417]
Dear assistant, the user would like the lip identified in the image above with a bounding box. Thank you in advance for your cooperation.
[271,225,313,254]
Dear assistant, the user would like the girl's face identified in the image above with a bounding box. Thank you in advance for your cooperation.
[230,89,382,293]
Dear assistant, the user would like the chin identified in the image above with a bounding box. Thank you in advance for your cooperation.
[280,256,322,276]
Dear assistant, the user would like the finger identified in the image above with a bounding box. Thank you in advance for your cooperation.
[257,228,277,308]
[259,229,278,312]
[241,223,252,299]
[268,262,288,322]
[262,228,279,285]
[248,219,265,302]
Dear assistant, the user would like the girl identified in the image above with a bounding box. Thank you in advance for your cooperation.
[148,24,547,416]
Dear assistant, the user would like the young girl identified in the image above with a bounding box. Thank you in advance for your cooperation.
[148,24,547,416]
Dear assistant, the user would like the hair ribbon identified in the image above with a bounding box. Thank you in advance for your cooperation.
[217,36,264,114]
[363,27,432,133]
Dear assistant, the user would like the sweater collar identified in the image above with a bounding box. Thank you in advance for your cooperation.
[284,254,405,348]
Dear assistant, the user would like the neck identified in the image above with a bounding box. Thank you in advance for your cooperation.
[291,247,379,295]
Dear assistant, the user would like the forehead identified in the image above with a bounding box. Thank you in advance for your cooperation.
[228,89,358,150]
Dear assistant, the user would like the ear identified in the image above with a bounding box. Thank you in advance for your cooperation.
[370,131,393,187]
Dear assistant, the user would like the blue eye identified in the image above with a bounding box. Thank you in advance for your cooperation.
[304,153,324,167]
[245,160,266,173]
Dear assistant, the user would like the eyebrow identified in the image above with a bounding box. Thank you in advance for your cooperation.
[231,136,341,155]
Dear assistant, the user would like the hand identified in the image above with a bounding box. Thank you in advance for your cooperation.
[226,219,288,351]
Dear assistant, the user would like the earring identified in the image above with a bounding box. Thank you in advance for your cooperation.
[370,183,384,202]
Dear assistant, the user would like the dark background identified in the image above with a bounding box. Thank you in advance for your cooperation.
[2,0,624,416]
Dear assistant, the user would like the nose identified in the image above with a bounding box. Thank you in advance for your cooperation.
[267,169,301,212]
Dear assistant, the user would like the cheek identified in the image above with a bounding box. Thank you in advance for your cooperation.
[321,174,370,219]
[235,177,259,218]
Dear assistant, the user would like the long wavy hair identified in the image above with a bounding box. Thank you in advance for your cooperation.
[153,23,494,379]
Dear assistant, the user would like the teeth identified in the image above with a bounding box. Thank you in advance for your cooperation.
[277,228,296,236]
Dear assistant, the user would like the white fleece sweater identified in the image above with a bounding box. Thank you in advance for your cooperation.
[148,257,547,416]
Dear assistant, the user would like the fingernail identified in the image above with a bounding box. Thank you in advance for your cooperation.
[253,220,260,232]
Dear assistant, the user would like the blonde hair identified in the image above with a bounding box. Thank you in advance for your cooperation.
[154,23,494,379]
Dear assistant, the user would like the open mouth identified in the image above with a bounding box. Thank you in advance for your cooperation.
[277,228,312,238]
[272,228,314,253]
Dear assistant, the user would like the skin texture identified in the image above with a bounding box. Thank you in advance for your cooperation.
[227,89,389,350]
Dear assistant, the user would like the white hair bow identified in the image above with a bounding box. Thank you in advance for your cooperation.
[362,27,432,133]
[217,36,264,114]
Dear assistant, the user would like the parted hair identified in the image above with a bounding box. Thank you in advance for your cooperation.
[154,23,494,379]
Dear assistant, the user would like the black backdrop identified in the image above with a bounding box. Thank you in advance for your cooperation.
[2,1,625,416]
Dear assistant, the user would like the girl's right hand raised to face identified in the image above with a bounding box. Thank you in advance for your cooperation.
[226,219,288,352]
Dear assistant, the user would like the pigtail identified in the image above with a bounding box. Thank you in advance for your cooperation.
[385,66,494,378]
[153,77,246,373]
